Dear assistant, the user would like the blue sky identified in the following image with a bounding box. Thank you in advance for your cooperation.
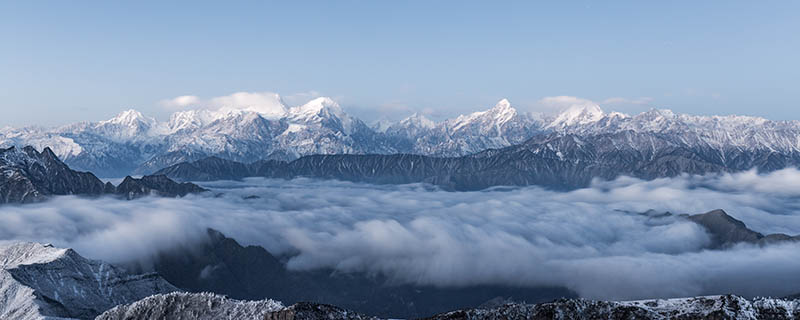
[1,1,798,126]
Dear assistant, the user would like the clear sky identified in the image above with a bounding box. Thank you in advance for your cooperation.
[1,1,798,127]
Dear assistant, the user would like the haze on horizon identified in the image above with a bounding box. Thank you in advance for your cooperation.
[1,1,798,127]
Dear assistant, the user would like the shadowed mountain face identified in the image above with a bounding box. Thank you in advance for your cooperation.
[0,146,108,203]
[0,146,206,204]
[114,174,207,200]
[686,209,800,249]
[136,229,573,319]
[156,131,800,190]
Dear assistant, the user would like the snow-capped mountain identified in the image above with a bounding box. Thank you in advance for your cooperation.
[404,98,546,155]
[3,96,800,177]
[0,242,177,320]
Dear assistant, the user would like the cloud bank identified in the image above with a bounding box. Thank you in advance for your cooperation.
[1,169,800,300]
[159,91,289,119]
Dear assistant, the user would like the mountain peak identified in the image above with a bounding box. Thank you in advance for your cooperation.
[493,98,512,110]
[547,103,604,128]
[295,97,341,114]
[0,242,71,269]
[401,113,436,129]
[103,109,154,126]
[288,97,356,134]
[290,97,348,121]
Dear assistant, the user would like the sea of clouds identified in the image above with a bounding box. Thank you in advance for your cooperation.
[1,169,800,300]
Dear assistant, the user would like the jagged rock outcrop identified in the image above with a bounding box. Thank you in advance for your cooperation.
[0,146,206,204]
[686,209,800,249]
[114,175,207,199]
[0,242,178,320]
[1,146,107,203]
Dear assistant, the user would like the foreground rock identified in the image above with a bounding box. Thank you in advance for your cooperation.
[0,242,177,320]
[98,293,800,320]
[96,292,284,320]
[0,146,206,204]
[427,295,800,320]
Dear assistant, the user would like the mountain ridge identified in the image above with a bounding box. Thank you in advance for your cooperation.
[155,130,800,190]
[0,145,206,204]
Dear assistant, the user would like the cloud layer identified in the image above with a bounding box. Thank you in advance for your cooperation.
[1,170,800,300]
[159,91,289,119]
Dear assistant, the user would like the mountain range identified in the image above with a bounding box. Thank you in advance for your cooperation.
[155,129,800,190]
[4,97,800,178]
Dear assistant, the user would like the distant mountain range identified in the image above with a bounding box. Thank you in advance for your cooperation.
[4,97,800,178]
[155,128,800,190]
[0,146,205,204]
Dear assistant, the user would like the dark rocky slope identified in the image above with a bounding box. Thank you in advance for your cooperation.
[156,132,800,190]
[686,209,800,249]
[132,229,573,319]
[0,146,206,204]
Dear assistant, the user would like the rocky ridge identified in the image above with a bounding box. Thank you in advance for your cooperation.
[0,146,206,204]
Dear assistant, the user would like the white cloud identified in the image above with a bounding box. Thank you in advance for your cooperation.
[208,92,288,119]
[159,95,201,109]
[532,96,656,115]
[534,96,600,114]
[159,92,290,119]
[2,170,800,300]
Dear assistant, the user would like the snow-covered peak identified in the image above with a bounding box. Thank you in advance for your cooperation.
[288,97,355,133]
[371,118,393,133]
[547,103,605,129]
[400,113,436,129]
[101,109,156,128]
[487,98,517,123]
[0,242,69,269]
[94,109,158,141]
[290,97,344,118]
[449,99,522,132]
[493,98,512,110]
[163,109,222,134]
